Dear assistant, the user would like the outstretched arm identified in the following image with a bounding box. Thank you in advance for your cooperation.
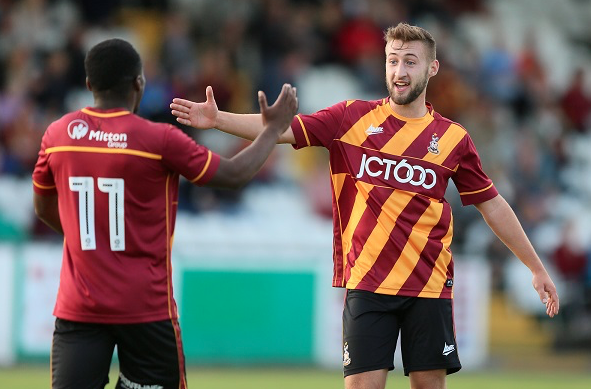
[205,84,298,189]
[474,194,559,318]
[170,86,296,144]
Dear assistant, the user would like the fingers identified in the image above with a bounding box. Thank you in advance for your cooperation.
[546,288,559,317]
[274,83,293,104]
[275,84,298,113]
[539,285,559,318]
[171,109,189,119]
[171,109,191,127]
[292,86,299,111]
[171,86,214,111]
[206,85,216,104]
[170,99,191,114]
[551,290,560,314]
[546,296,557,318]
[175,117,191,126]
[258,90,269,112]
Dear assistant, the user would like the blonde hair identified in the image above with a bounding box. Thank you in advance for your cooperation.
[384,23,436,61]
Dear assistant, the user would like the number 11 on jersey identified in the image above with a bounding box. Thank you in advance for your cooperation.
[69,176,125,251]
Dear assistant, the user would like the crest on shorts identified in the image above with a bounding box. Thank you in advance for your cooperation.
[428,133,440,155]
[343,342,351,366]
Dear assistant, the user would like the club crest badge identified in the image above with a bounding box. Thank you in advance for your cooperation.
[343,342,351,366]
[428,133,440,155]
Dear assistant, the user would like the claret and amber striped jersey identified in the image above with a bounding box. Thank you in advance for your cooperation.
[32,107,220,323]
[291,98,498,299]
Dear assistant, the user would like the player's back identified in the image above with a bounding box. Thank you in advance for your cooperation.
[36,107,190,323]
[46,108,175,254]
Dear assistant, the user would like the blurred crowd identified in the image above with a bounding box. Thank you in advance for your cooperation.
[1,0,591,347]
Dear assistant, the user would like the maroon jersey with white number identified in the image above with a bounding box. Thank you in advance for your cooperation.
[291,98,497,299]
[32,107,220,323]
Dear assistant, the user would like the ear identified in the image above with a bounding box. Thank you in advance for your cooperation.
[429,59,439,77]
[85,77,93,91]
[132,75,143,92]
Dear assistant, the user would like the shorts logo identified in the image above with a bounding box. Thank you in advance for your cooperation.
[442,342,455,356]
[67,119,89,140]
[343,342,351,366]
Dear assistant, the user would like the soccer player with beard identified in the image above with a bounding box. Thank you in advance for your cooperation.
[170,23,559,389]
[32,38,297,389]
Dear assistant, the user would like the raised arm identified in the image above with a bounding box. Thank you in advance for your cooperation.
[205,83,298,189]
[474,194,559,318]
[170,86,296,144]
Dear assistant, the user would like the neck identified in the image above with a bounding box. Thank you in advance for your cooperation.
[389,96,428,118]
[93,92,134,112]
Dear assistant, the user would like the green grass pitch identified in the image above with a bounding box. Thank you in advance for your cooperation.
[1,365,590,388]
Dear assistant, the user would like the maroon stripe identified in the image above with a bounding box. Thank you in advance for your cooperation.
[332,186,345,286]
[335,173,358,234]
[358,194,431,291]
[330,141,363,286]
[360,115,407,150]
[332,173,357,286]
[402,119,452,158]
[440,136,464,170]
[398,201,452,295]
[171,318,187,389]
[329,142,353,174]
[345,186,395,274]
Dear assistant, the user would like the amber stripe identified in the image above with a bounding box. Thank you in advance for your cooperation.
[190,150,212,183]
[421,123,466,165]
[400,201,452,296]
[338,103,392,148]
[81,108,130,117]
[353,194,431,291]
[45,146,162,160]
[32,180,56,190]
[344,186,396,275]
[419,226,453,298]
[346,190,418,289]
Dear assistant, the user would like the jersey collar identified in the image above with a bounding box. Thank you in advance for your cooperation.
[81,107,131,118]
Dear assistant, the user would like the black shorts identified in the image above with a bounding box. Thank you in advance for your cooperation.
[51,318,187,389]
[342,290,461,377]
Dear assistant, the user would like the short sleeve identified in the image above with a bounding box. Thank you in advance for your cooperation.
[291,101,347,149]
[32,129,57,196]
[161,125,221,185]
[452,134,498,205]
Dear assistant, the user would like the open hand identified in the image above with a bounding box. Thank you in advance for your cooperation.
[170,86,218,129]
[258,83,298,136]
[532,271,560,318]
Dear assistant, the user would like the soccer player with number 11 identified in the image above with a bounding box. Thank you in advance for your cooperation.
[32,38,298,389]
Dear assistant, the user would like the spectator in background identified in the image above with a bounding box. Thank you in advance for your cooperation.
[550,219,590,342]
[478,34,524,119]
[30,49,71,114]
[560,68,591,133]
[334,2,386,94]
[0,0,584,320]
[552,220,588,283]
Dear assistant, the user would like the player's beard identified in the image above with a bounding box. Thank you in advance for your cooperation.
[386,69,429,106]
